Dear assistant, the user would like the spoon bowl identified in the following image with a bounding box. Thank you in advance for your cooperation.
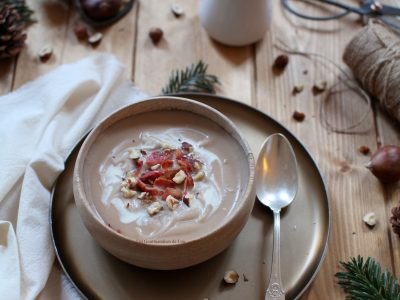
[256,133,298,212]
[256,133,298,300]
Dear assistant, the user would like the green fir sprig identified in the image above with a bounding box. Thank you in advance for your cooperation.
[161,60,220,94]
[1,0,35,26]
[335,256,400,300]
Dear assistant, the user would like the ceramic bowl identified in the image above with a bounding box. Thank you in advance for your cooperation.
[73,96,255,270]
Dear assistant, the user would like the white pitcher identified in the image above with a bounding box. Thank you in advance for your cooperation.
[199,0,272,46]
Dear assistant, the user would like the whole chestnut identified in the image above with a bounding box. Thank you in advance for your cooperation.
[81,0,122,21]
[366,145,400,183]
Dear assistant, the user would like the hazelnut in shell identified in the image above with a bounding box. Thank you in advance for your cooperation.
[149,27,163,45]
[74,24,88,40]
[273,54,289,70]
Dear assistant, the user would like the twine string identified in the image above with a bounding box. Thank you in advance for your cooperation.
[274,39,372,134]
[343,21,400,123]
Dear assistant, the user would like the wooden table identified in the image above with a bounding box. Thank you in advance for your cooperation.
[1,1,399,299]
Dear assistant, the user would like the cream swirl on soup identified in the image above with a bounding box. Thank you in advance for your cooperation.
[85,111,249,242]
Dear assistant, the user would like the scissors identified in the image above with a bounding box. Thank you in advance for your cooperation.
[282,0,400,29]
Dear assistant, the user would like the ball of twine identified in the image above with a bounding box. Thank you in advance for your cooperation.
[343,22,400,123]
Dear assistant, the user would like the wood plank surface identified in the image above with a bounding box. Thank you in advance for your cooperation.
[133,0,254,102]
[61,1,138,74]
[376,109,400,276]
[11,0,137,91]
[2,0,400,298]
[12,0,71,89]
[375,0,400,281]
[254,2,396,300]
[0,59,15,95]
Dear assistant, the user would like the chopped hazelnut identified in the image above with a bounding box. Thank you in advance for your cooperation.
[88,32,103,46]
[181,141,193,151]
[121,187,137,198]
[147,202,163,216]
[162,143,173,150]
[292,84,304,95]
[166,195,180,210]
[313,80,327,93]
[38,46,53,62]
[171,4,184,17]
[173,170,187,184]
[138,192,149,200]
[128,148,141,159]
[183,193,194,207]
[193,162,201,170]
[121,180,128,188]
[193,171,205,181]
[127,177,137,188]
[223,270,239,284]
[121,177,137,189]
[363,212,377,227]
[151,164,161,170]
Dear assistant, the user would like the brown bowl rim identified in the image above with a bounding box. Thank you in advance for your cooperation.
[73,96,255,248]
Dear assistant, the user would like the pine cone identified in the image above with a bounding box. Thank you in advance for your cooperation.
[390,203,400,237]
[0,5,27,59]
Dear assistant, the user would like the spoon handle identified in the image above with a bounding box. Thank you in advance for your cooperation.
[265,211,285,300]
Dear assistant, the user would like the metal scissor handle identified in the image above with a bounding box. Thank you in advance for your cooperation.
[282,0,353,21]
[282,0,400,20]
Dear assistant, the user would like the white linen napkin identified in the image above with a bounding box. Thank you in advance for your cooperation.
[0,54,148,300]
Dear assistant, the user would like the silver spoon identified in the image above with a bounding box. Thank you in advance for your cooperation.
[256,133,298,300]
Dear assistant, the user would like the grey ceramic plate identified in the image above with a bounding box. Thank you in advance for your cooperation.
[50,93,330,300]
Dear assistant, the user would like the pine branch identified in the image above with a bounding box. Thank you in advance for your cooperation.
[1,0,35,27]
[335,256,400,300]
[161,60,220,95]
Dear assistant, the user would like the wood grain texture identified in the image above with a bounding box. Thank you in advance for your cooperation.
[254,3,395,299]
[376,109,400,276]
[4,0,400,298]
[12,0,71,90]
[0,59,15,95]
[11,0,137,91]
[61,2,138,75]
[133,0,253,102]
[374,0,400,281]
